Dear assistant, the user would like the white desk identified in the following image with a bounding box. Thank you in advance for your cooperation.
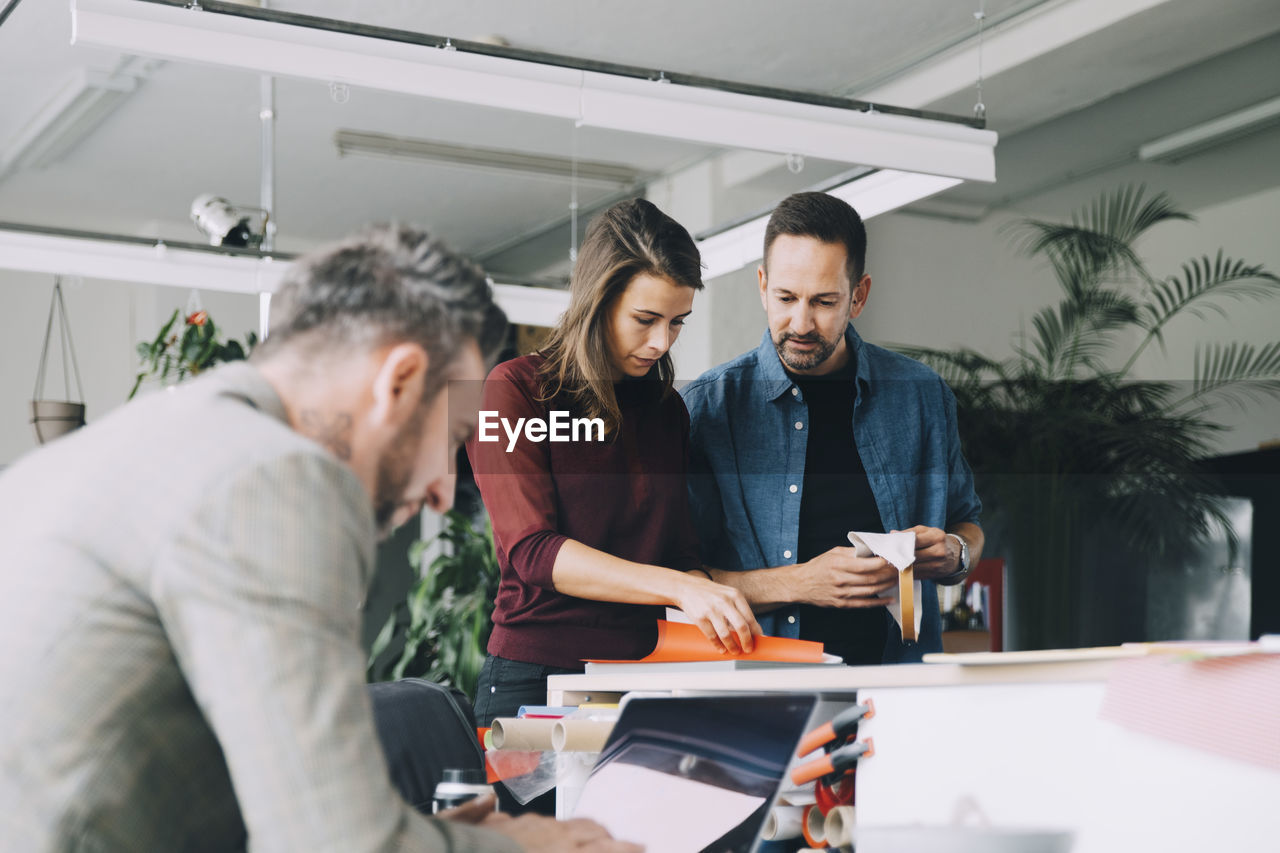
[548,654,1280,852]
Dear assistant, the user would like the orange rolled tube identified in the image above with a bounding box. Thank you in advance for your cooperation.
[792,753,836,787]
[797,721,837,758]
[792,739,875,786]
[796,700,874,757]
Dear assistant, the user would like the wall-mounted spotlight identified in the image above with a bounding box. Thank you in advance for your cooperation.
[190,194,268,248]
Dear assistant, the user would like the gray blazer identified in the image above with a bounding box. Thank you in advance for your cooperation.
[0,364,517,853]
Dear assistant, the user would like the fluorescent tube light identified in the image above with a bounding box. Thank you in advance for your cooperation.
[0,226,569,326]
[1138,96,1280,163]
[0,69,136,177]
[71,0,997,183]
[697,170,961,280]
[828,169,962,218]
[334,129,644,186]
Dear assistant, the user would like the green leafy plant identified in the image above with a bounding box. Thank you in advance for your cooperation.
[895,186,1280,650]
[129,308,258,399]
[367,510,501,700]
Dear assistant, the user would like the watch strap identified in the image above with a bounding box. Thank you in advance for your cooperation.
[944,533,971,581]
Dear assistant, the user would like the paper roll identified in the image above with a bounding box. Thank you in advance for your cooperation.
[802,803,827,847]
[490,717,557,751]
[900,564,916,642]
[824,805,856,847]
[552,719,615,752]
[762,805,806,841]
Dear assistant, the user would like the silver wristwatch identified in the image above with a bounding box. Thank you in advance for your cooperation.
[946,533,971,578]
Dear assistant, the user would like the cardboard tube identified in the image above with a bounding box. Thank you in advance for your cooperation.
[490,717,557,751]
[802,803,827,847]
[552,719,614,752]
[824,805,856,848]
[900,563,917,642]
[762,805,806,841]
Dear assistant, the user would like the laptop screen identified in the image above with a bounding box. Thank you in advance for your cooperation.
[570,694,819,853]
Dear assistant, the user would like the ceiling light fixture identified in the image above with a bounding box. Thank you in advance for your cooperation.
[70,0,997,183]
[1138,96,1280,164]
[334,129,645,186]
[0,224,570,327]
[697,170,961,280]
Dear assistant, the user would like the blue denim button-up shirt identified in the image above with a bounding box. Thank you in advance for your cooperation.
[680,325,982,663]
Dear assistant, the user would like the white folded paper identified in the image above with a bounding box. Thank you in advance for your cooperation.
[848,530,921,636]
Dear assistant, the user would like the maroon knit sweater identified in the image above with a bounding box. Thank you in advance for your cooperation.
[466,354,701,669]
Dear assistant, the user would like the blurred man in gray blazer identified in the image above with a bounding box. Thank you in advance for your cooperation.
[0,226,637,853]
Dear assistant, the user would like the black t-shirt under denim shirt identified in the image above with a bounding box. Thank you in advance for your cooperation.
[789,356,889,666]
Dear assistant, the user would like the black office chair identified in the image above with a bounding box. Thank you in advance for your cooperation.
[367,678,485,815]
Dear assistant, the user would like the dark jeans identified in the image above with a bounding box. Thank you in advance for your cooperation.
[473,654,582,816]
[472,654,583,726]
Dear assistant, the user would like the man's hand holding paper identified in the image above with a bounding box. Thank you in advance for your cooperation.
[848,531,922,641]
[799,546,899,608]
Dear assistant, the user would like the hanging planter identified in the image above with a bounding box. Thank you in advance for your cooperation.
[30,279,86,444]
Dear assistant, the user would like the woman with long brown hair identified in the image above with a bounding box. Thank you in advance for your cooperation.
[468,198,760,731]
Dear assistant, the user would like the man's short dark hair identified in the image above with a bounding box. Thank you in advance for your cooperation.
[254,224,507,400]
[763,191,867,285]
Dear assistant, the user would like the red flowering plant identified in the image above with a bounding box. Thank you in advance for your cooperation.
[128,308,258,399]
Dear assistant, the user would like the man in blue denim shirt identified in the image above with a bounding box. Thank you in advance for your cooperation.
[681,192,984,664]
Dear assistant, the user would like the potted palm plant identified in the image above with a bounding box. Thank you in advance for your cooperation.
[896,186,1280,649]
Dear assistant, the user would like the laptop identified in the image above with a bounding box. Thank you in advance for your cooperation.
[569,693,820,853]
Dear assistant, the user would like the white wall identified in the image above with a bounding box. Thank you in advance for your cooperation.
[858,211,1058,357]
[0,271,259,466]
[707,264,766,370]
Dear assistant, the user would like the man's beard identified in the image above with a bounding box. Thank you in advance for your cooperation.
[372,403,429,539]
[774,329,840,372]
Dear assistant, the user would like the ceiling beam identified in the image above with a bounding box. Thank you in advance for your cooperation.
[853,0,1176,109]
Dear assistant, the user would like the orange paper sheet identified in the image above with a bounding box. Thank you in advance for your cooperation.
[585,619,825,664]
